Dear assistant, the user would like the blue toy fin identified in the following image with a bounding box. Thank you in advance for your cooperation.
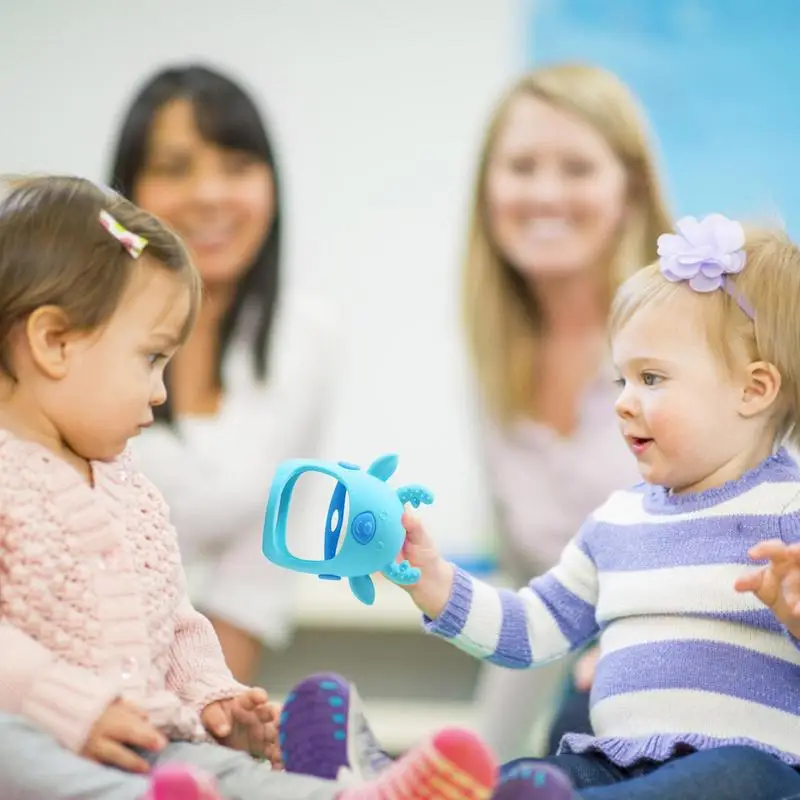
[349,575,376,605]
[396,484,434,508]
[324,482,347,561]
[367,454,398,482]
[383,560,421,586]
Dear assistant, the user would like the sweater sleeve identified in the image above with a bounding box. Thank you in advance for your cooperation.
[0,623,121,752]
[425,526,600,668]
[165,594,248,710]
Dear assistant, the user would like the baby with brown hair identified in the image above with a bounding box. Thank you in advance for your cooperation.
[0,176,498,800]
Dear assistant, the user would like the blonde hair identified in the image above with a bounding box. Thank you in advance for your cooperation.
[0,175,202,378]
[462,63,673,422]
[610,227,800,447]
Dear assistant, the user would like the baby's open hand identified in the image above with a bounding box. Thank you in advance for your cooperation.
[202,688,282,768]
[735,539,800,639]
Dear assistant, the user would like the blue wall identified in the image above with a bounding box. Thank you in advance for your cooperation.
[526,0,799,234]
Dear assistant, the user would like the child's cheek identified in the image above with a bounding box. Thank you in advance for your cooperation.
[643,394,679,444]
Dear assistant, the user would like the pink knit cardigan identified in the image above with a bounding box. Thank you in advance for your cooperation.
[0,429,246,752]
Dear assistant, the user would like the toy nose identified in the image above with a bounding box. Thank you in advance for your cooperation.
[351,511,376,544]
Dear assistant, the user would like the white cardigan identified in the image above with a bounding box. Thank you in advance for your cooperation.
[129,290,339,647]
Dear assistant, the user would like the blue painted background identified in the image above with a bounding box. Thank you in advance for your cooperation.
[526,0,799,234]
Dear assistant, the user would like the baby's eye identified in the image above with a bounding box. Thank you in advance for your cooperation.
[147,353,167,365]
[642,372,661,386]
[613,377,625,388]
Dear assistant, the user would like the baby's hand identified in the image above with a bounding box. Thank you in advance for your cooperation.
[202,688,281,766]
[573,646,601,692]
[399,511,455,620]
[735,539,800,639]
[82,698,167,774]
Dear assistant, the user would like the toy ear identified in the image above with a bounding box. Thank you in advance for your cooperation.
[366,454,398,482]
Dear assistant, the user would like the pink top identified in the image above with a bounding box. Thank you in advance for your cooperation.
[0,429,245,753]
[479,366,640,577]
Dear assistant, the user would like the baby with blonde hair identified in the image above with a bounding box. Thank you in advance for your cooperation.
[611,220,800,454]
[281,215,800,800]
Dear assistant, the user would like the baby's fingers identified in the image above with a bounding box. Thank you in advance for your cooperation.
[266,742,284,770]
[401,511,430,547]
[734,567,764,594]
[202,703,231,738]
[94,739,151,774]
[748,539,789,562]
[254,701,278,724]
[235,688,269,713]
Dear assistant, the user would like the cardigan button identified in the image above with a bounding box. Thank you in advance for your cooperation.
[120,657,139,681]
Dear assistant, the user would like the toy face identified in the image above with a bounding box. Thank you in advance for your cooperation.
[319,462,406,577]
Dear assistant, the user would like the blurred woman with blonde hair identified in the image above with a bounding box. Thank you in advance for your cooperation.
[463,62,672,760]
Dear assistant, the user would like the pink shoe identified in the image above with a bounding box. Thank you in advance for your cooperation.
[145,764,221,800]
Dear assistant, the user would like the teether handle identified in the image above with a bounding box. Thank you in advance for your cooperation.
[383,559,421,586]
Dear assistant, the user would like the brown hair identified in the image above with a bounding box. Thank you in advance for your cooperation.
[462,63,673,422]
[0,175,201,377]
[610,226,800,447]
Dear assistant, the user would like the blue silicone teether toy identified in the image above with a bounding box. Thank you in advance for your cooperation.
[262,453,433,605]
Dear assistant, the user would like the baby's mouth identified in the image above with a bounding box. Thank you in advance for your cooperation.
[628,436,653,454]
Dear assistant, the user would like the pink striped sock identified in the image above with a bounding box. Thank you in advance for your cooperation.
[339,727,498,799]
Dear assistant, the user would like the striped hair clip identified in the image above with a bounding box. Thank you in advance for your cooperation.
[98,209,148,259]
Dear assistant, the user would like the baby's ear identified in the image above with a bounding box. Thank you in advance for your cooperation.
[739,360,782,418]
[25,305,74,380]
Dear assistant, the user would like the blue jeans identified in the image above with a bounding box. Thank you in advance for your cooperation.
[546,684,592,756]
[503,746,800,800]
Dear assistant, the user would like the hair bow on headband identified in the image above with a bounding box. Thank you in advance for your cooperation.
[98,209,148,259]
[657,214,753,319]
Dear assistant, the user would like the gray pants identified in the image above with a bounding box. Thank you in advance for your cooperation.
[0,714,341,800]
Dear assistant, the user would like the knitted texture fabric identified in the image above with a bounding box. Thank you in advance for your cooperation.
[427,448,800,767]
[0,429,245,753]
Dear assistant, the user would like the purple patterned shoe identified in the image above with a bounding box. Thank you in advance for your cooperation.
[280,672,394,782]
[493,762,575,799]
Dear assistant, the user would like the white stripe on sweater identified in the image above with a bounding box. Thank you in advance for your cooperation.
[595,563,761,623]
[456,578,503,658]
[600,615,800,665]
[517,585,572,662]
[549,539,598,605]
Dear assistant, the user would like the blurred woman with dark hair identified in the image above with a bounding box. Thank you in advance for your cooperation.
[110,64,337,683]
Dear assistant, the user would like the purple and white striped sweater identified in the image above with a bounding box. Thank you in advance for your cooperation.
[427,448,800,767]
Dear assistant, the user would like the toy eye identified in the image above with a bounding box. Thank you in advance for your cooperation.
[351,511,376,545]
